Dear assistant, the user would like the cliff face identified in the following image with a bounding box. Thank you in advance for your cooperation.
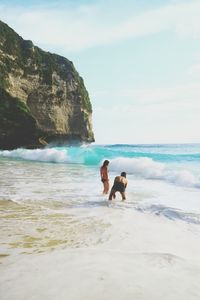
[0,20,94,149]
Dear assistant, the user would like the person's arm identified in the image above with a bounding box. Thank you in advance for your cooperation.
[100,168,104,182]
[104,166,108,180]
[100,167,103,178]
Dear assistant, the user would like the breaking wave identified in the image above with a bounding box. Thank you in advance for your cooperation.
[0,144,200,188]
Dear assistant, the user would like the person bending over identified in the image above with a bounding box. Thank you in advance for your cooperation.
[109,172,128,201]
[100,160,110,194]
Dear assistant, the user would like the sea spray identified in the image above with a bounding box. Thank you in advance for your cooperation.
[1,144,200,188]
[1,144,200,252]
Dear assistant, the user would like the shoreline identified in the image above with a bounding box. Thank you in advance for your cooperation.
[1,210,200,300]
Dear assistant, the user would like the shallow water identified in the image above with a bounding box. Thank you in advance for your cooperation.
[1,144,200,258]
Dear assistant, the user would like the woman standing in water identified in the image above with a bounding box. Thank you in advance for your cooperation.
[100,160,110,194]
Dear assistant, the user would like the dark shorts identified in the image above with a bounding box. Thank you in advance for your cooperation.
[112,182,125,193]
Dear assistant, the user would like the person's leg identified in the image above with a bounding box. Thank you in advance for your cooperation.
[102,181,107,194]
[109,189,115,200]
[102,182,106,194]
[104,180,109,194]
[120,192,126,201]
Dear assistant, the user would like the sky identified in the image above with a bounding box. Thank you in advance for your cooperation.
[0,0,200,144]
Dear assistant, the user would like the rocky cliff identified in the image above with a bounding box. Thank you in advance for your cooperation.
[0,20,94,149]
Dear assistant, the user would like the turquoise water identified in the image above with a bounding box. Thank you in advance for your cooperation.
[1,143,200,224]
[1,149,200,300]
[1,143,200,164]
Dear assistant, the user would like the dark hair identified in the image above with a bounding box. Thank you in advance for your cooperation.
[103,160,109,167]
[121,172,126,177]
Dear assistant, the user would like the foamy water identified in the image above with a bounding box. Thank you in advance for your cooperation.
[1,143,200,255]
[1,144,200,299]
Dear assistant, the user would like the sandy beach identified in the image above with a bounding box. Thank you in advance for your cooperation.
[1,144,200,299]
[1,0,200,298]
[1,206,200,300]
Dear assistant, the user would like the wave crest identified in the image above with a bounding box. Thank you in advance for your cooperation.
[0,148,69,163]
[109,157,200,188]
[0,147,199,188]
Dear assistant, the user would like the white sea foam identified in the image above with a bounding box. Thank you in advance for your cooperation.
[109,157,200,188]
[1,145,200,299]
[0,148,69,163]
[0,147,200,188]
[1,208,200,300]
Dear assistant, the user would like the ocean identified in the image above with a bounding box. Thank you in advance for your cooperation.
[1,143,200,299]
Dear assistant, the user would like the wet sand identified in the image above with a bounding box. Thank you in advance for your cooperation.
[1,202,200,300]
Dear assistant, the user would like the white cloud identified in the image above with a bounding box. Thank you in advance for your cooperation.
[93,82,200,143]
[188,64,200,78]
[94,82,200,109]
[0,0,200,52]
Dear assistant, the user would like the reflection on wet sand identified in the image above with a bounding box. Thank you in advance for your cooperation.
[0,199,110,257]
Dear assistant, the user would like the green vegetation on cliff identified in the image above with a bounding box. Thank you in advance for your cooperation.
[0,20,92,112]
[0,20,94,149]
[0,89,39,149]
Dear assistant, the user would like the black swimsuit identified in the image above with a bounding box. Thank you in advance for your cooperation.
[112,181,125,193]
